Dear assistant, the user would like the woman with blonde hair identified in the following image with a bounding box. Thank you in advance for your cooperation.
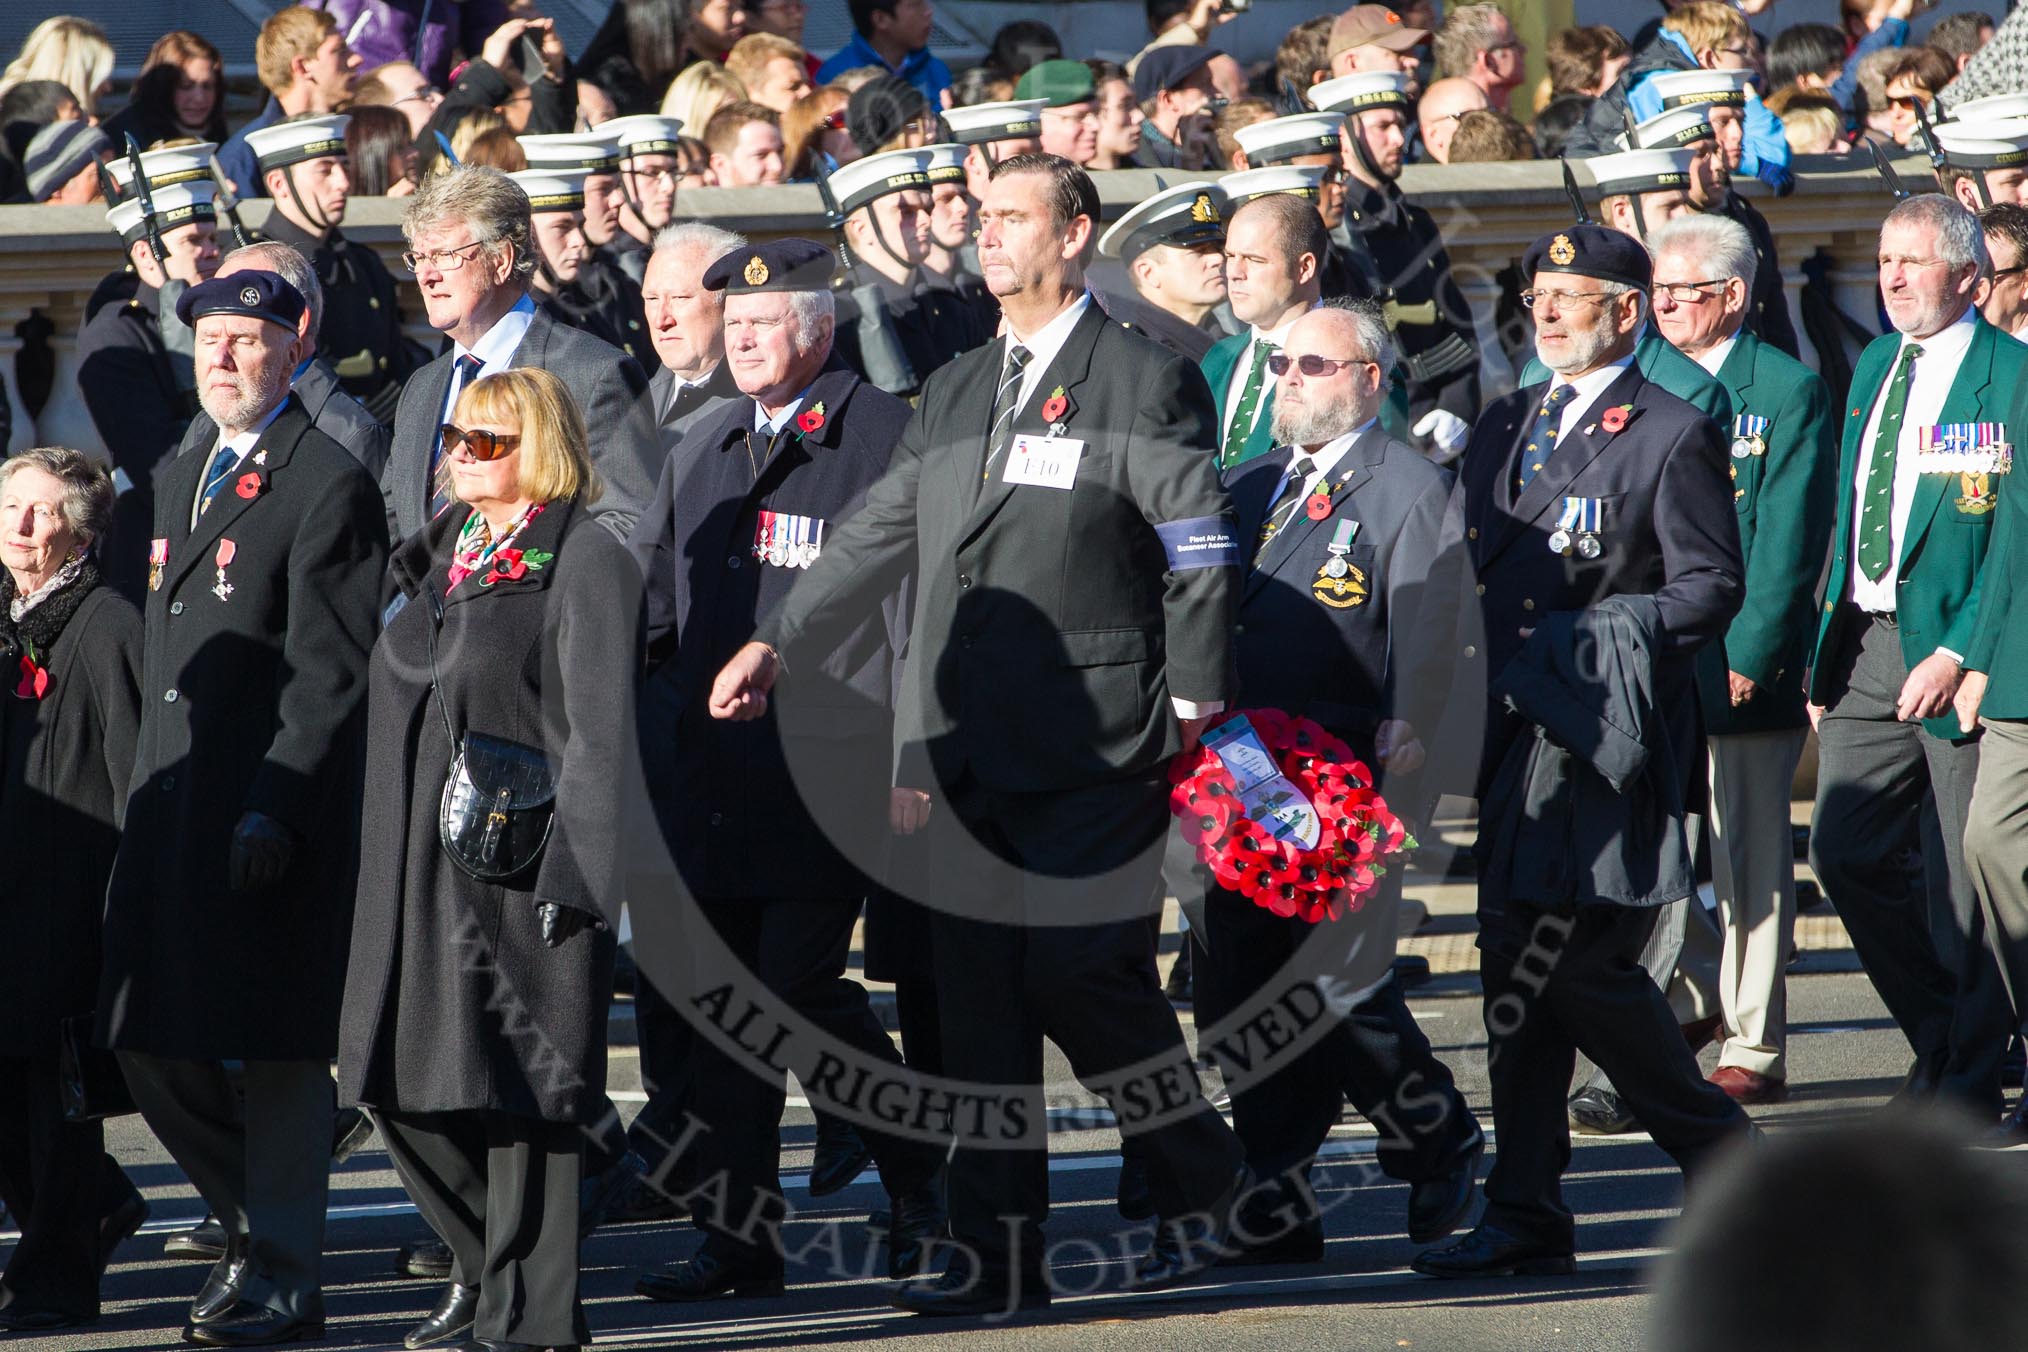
[339,367,641,1352]
[0,17,115,120]
[659,59,745,135]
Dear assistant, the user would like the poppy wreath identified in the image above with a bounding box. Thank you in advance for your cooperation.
[1167,708,1413,923]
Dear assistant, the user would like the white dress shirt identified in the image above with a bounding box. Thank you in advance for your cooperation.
[1692,332,1740,378]
[754,389,810,435]
[1278,420,1377,501]
[1545,351,1637,445]
[190,398,287,528]
[1848,309,1977,638]
[1222,305,1318,442]
[442,293,538,426]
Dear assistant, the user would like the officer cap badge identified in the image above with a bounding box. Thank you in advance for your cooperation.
[1190,192,1219,224]
[744,255,770,286]
[1549,234,1576,266]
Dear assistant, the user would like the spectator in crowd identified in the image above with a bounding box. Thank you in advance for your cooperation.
[217,7,361,199]
[827,66,888,94]
[748,0,814,61]
[345,103,421,195]
[1136,45,1221,170]
[1882,45,1956,147]
[659,59,744,131]
[847,74,930,154]
[1417,77,1489,165]
[725,33,811,113]
[1127,0,1235,78]
[1327,4,1428,85]
[437,16,573,137]
[988,20,1063,82]
[1854,46,1903,143]
[675,133,713,185]
[302,0,510,89]
[459,121,526,170]
[816,0,952,108]
[0,17,114,120]
[0,80,81,192]
[1447,108,1536,163]
[1434,4,1527,113]
[782,86,852,179]
[1214,99,1276,170]
[22,119,109,205]
[1087,60,1142,169]
[1018,61,1101,166]
[1274,16,1333,114]
[103,32,228,151]
[351,61,445,139]
[580,0,749,117]
[579,76,620,127]
[703,101,786,185]
[1533,94,1590,159]
[1208,52,1250,105]
[340,365,635,1352]
[1769,92,1847,155]
[1978,202,2028,339]
[1931,11,1996,75]
[0,447,146,1336]
[1938,0,2028,104]
[949,66,1013,107]
[1546,25,1631,99]
[1767,24,1851,108]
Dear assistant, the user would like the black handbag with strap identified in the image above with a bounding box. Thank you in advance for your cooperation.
[426,588,557,882]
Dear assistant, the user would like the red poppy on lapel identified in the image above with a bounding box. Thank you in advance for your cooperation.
[15,654,48,701]
[796,401,826,435]
[1041,387,1070,425]
[1600,404,1631,434]
[1305,492,1333,520]
[235,473,261,500]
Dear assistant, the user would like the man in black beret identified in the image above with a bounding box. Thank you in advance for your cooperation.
[628,236,947,1305]
[1136,45,1222,168]
[100,268,388,1347]
[1416,222,1751,1279]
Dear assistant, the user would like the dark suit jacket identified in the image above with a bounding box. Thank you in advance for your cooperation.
[76,282,189,482]
[759,298,1242,795]
[1452,359,1743,794]
[647,361,742,448]
[384,304,661,546]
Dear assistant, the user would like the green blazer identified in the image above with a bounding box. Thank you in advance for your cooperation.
[1202,333,1279,469]
[1960,337,2028,717]
[1810,319,2027,741]
[1521,327,1733,425]
[1693,331,1840,735]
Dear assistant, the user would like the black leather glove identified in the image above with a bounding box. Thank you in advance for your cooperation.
[538,901,603,948]
[228,811,297,892]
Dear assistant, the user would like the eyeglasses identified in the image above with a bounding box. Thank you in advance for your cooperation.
[1519,289,1619,311]
[1994,264,2028,280]
[1653,278,1727,302]
[1043,107,1100,126]
[401,239,489,273]
[439,425,520,460]
[1888,95,1929,113]
[1266,353,1378,377]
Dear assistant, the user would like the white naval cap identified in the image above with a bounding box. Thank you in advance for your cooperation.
[244,114,350,172]
[108,178,218,245]
[1218,163,1328,204]
[508,168,589,212]
[940,98,1045,147]
[1307,71,1413,116]
[516,132,621,172]
[827,147,932,218]
[1234,112,1346,167]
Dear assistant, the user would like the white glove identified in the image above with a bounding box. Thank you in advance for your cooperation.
[1413,408,1472,461]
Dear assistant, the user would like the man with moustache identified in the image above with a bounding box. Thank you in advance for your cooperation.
[1417,223,1750,1279]
[708,154,1249,1315]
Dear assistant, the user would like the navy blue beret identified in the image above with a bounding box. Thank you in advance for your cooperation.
[1134,45,1217,105]
[173,269,308,331]
[702,238,836,294]
[1521,223,1653,293]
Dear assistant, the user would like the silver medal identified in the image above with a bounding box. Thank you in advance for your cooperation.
[1576,532,1602,560]
[1325,556,1348,579]
[1731,437,1751,459]
[1548,528,1572,555]
[767,541,789,567]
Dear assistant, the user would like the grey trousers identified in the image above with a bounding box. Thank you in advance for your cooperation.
[118,1054,332,1319]
[1964,717,2028,1031]
[1709,729,1808,1078]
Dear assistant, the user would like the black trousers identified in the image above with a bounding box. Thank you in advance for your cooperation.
[376,1109,585,1347]
[931,773,1244,1284]
[118,1054,332,1319]
[1478,902,1749,1250]
[627,965,704,1196]
[688,894,937,1269]
[0,1054,136,1318]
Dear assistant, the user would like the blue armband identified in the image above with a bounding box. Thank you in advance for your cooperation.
[1156,516,1242,570]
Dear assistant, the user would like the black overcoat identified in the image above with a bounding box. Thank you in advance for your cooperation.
[97,396,388,1060]
[338,496,641,1124]
[0,583,141,1057]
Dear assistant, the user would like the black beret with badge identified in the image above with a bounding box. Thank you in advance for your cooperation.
[703,238,837,294]
[173,269,309,331]
[1521,221,1653,292]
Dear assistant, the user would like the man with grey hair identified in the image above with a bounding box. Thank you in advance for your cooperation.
[1432,3,1525,112]
[1175,298,1483,1265]
[641,221,746,440]
[384,163,660,545]
[1649,212,1837,1107]
[1808,193,2027,1123]
[627,238,947,1302]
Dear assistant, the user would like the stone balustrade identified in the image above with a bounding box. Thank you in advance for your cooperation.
[0,152,1913,458]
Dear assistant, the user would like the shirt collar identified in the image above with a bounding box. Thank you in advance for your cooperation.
[1006,290,1091,370]
[1293,420,1376,482]
[1899,306,1978,362]
[754,384,814,434]
[214,396,287,462]
[1693,333,1739,377]
[454,292,539,369]
[1549,350,1637,407]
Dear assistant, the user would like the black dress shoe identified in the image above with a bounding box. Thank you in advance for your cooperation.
[0,1307,93,1332]
[166,1215,229,1261]
[331,1108,375,1164]
[603,1176,690,1224]
[399,1237,455,1280]
[885,1185,947,1279]
[1134,1166,1248,1289]
[191,1248,252,1324]
[404,1282,479,1349]
[1411,1224,1575,1279]
[1115,1153,1155,1220]
[1217,1217,1324,1267]
[1407,1126,1484,1245]
[181,1300,324,1346]
[635,1248,785,1301]
[578,1149,646,1238]
[99,1190,151,1270]
[1567,1087,1636,1135]
[890,1265,1049,1317]
[807,1115,872,1198]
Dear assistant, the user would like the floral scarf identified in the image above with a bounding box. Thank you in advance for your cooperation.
[445,504,543,593]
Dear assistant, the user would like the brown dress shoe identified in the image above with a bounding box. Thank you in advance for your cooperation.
[1709,1066,1787,1105]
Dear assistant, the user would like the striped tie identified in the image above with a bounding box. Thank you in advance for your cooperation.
[980,344,1031,484]
[1254,454,1316,566]
[432,354,484,518]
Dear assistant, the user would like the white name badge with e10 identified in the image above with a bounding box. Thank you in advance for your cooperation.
[1003,435,1084,490]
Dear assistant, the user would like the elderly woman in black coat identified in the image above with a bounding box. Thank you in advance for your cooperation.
[338,368,642,1352]
[0,447,148,1332]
